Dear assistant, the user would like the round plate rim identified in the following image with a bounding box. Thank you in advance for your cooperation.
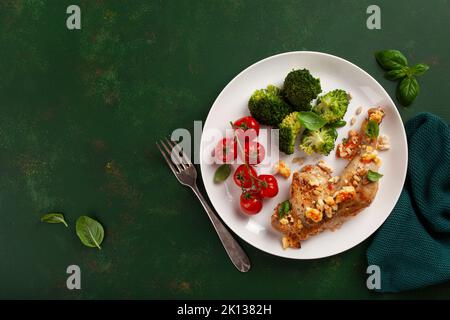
[199,51,408,259]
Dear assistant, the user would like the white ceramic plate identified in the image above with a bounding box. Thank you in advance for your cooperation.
[199,51,407,259]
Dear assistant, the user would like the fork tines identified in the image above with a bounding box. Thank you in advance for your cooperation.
[156,138,192,174]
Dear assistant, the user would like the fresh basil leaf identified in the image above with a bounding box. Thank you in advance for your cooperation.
[397,76,419,106]
[331,127,338,139]
[76,216,104,250]
[375,50,408,70]
[277,200,291,219]
[365,120,379,138]
[330,120,346,128]
[41,213,68,227]
[367,170,383,182]
[214,164,231,183]
[409,63,429,76]
[385,67,408,80]
[297,111,326,131]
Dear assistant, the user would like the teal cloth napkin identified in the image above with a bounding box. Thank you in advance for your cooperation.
[367,112,450,293]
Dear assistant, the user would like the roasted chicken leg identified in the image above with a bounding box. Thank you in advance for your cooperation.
[272,107,385,249]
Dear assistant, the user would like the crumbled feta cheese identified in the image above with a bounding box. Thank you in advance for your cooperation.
[361,149,378,162]
[368,108,385,124]
[274,160,291,179]
[334,186,356,204]
[324,196,335,206]
[328,176,340,183]
[305,207,323,223]
[377,134,390,151]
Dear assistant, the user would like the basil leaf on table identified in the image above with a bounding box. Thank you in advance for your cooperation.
[277,200,291,219]
[297,111,327,131]
[41,213,68,227]
[365,120,379,138]
[367,170,383,182]
[385,67,408,80]
[375,50,408,70]
[397,76,419,107]
[76,216,104,250]
[409,63,429,76]
[214,164,231,183]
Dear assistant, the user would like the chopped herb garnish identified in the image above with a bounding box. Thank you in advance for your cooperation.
[367,170,383,182]
[365,120,379,138]
[277,200,291,219]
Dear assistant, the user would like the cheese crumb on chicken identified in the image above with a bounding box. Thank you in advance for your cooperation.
[377,134,390,151]
[368,108,385,124]
[274,160,291,179]
[334,186,356,204]
[305,207,323,223]
[361,146,378,163]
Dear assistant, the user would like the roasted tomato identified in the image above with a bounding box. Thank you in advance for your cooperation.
[233,164,258,188]
[258,174,279,198]
[240,191,263,215]
[214,137,237,163]
[233,116,260,136]
[240,141,265,165]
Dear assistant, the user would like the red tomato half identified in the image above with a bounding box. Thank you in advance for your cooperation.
[240,191,263,215]
[233,164,258,188]
[258,174,279,198]
[233,116,260,136]
[240,141,265,165]
[214,138,237,164]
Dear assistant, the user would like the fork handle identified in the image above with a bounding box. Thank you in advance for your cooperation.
[191,185,251,272]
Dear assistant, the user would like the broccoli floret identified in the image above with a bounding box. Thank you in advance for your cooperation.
[312,89,350,123]
[279,112,302,154]
[248,85,292,126]
[283,69,322,111]
[299,126,337,155]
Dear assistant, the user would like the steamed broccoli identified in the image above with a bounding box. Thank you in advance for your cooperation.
[312,89,350,124]
[248,85,293,126]
[299,126,337,155]
[279,112,302,154]
[283,69,322,111]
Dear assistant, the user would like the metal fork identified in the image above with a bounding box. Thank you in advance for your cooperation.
[156,138,251,272]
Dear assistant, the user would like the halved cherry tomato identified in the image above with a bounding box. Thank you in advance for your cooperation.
[240,191,263,215]
[214,137,237,163]
[233,164,257,188]
[258,174,279,198]
[240,141,265,165]
[233,116,260,136]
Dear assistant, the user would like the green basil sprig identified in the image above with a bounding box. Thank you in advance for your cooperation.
[375,50,408,70]
[277,200,291,219]
[397,77,419,107]
[41,213,68,227]
[375,49,429,107]
[214,164,231,183]
[329,120,347,128]
[367,170,383,182]
[297,111,326,131]
[365,120,379,139]
[76,216,105,250]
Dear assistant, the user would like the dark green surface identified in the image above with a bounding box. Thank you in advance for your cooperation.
[0,0,449,299]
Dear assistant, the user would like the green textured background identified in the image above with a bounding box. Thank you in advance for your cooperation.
[0,0,449,299]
